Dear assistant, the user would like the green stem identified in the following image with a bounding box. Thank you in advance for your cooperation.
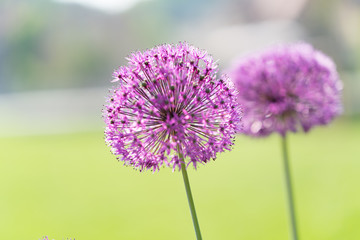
[180,155,202,240]
[281,134,299,240]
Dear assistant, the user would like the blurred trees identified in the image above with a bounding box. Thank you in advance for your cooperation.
[1,0,359,100]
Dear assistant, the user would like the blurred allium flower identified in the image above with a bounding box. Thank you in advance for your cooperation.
[103,43,241,172]
[228,43,342,137]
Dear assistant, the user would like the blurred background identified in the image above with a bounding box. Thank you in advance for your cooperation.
[0,0,359,239]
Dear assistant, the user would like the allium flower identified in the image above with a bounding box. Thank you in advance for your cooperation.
[228,43,342,137]
[103,42,241,172]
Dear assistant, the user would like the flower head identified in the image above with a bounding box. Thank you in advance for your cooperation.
[104,43,241,171]
[227,43,342,137]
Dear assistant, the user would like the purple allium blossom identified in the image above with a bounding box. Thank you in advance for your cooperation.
[103,43,241,172]
[227,43,342,137]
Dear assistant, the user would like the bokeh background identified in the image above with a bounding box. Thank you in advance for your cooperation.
[0,0,359,239]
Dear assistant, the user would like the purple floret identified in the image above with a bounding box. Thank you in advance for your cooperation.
[227,43,342,137]
[103,43,242,172]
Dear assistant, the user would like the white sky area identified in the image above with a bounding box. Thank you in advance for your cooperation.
[254,0,308,19]
[54,0,148,13]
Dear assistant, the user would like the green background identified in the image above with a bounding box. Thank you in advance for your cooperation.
[1,119,359,240]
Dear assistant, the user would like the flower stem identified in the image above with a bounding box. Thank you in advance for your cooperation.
[281,134,299,240]
[180,160,202,240]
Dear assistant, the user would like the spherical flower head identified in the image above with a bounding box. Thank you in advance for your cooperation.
[103,42,241,172]
[227,43,342,137]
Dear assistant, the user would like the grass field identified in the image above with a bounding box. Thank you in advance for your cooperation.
[0,119,359,240]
